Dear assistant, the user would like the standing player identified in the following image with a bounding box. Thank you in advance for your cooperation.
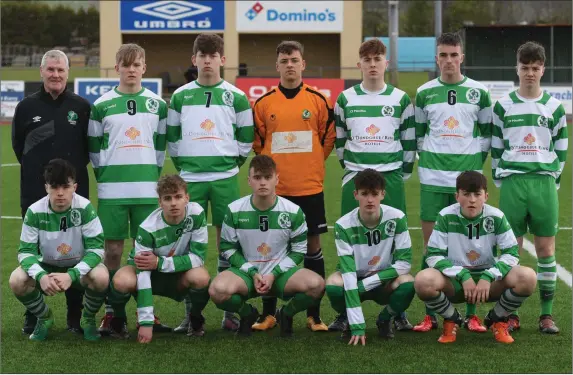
[109,175,210,343]
[326,169,416,345]
[88,43,170,335]
[167,34,254,332]
[331,38,415,332]
[492,41,568,333]
[414,171,537,344]
[413,32,493,332]
[209,155,325,337]
[252,40,335,332]
[9,159,108,341]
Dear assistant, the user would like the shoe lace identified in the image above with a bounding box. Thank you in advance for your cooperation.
[494,322,510,336]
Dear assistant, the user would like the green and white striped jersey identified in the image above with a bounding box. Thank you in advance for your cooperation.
[426,203,519,283]
[335,83,416,185]
[130,202,208,326]
[220,195,307,277]
[166,80,254,182]
[88,87,168,205]
[491,90,568,186]
[18,194,104,283]
[415,76,493,193]
[334,205,412,336]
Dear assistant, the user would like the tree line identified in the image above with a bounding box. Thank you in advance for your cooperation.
[1,1,99,48]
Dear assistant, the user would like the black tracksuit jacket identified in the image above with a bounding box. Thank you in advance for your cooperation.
[11,85,91,216]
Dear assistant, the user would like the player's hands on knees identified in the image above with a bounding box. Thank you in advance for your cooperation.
[258,274,275,294]
[50,273,72,291]
[462,278,478,304]
[138,326,153,344]
[134,252,159,270]
[254,273,265,293]
[39,274,63,296]
[348,335,366,346]
[475,279,491,303]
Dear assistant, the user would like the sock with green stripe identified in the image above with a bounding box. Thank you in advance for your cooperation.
[105,269,118,314]
[16,289,50,319]
[325,285,346,315]
[108,279,130,319]
[283,292,316,317]
[538,255,557,316]
[82,288,106,319]
[421,255,436,317]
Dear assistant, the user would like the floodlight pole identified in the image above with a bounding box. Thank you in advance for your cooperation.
[388,0,399,86]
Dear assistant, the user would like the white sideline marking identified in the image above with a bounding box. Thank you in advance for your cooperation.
[1,163,19,167]
[522,238,573,288]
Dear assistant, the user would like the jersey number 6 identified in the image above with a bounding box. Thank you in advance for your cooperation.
[447,90,457,106]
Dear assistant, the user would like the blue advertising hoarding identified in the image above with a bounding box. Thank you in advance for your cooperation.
[120,0,225,31]
[74,78,163,104]
[1,81,25,117]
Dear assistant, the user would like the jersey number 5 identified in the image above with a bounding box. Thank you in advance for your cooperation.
[447,90,457,105]
[365,229,381,246]
[259,216,269,232]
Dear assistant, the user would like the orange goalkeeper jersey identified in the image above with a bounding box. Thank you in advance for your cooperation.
[253,83,335,196]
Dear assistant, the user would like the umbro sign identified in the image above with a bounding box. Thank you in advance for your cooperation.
[120,0,225,31]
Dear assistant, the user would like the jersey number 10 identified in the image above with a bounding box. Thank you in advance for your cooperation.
[365,229,382,246]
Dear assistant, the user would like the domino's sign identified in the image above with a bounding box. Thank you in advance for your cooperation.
[74,78,163,104]
[236,1,343,32]
[120,0,225,31]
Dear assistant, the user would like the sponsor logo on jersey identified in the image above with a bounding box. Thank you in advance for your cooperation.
[524,133,536,145]
[200,119,215,132]
[278,212,291,229]
[366,124,380,136]
[257,242,271,256]
[444,116,459,130]
[466,250,480,262]
[466,88,481,104]
[368,255,381,266]
[67,111,78,125]
[537,115,549,128]
[302,109,311,120]
[384,220,396,237]
[284,132,297,143]
[381,105,394,117]
[57,243,72,255]
[222,90,234,106]
[483,216,495,233]
[145,98,159,114]
[125,127,141,140]
[70,209,81,226]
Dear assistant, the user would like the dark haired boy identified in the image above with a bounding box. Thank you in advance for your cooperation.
[209,155,325,337]
[414,171,537,344]
[413,32,494,332]
[491,41,568,333]
[109,174,210,343]
[325,169,415,345]
[167,33,254,332]
[9,159,108,341]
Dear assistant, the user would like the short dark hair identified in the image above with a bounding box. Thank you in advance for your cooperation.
[437,32,463,50]
[354,169,385,192]
[517,41,546,65]
[193,34,224,56]
[456,171,488,193]
[44,159,76,187]
[276,41,304,57]
[157,174,187,198]
[359,39,386,58]
[249,155,276,175]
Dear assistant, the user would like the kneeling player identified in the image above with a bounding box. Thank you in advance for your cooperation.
[109,175,210,343]
[9,159,108,341]
[209,155,325,337]
[326,169,415,345]
[414,171,537,344]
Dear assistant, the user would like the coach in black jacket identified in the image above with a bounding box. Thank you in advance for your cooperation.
[11,50,90,336]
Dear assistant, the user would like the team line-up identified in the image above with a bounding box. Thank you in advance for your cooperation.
[9,32,567,346]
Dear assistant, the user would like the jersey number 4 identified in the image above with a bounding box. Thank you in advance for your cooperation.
[447,90,457,105]
[60,217,68,232]
[365,229,381,246]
